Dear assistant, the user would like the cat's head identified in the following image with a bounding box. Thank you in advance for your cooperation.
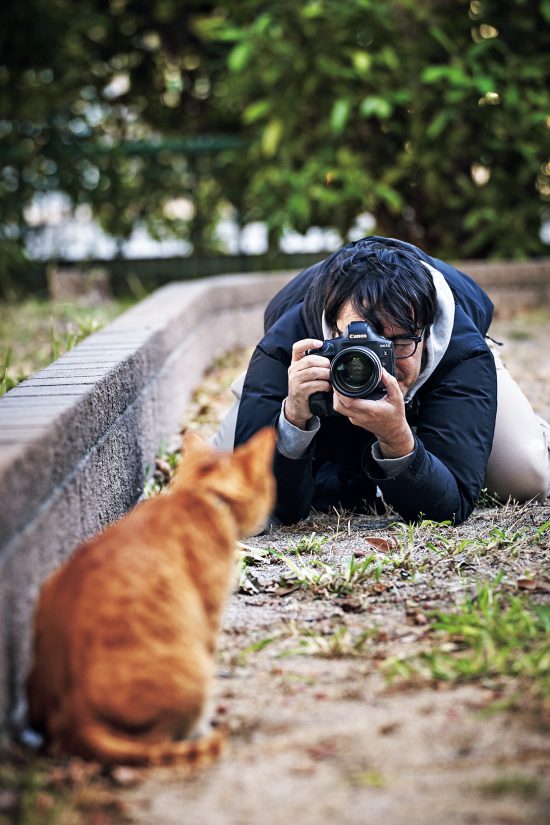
[176,428,276,537]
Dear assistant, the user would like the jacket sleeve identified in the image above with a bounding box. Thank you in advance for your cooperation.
[362,346,497,525]
[234,343,318,525]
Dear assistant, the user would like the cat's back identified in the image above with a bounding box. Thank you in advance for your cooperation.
[34,493,200,665]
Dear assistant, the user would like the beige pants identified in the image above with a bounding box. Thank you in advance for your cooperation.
[485,345,550,502]
[213,351,550,504]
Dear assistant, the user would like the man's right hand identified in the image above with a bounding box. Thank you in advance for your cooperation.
[285,339,331,429]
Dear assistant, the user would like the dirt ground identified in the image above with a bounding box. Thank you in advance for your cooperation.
[3,311,547,825]
[115,311,550,825]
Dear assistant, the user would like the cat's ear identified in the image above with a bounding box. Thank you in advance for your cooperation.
[176,431,217,476]
[233,427,276,467]
[181,430,211,458]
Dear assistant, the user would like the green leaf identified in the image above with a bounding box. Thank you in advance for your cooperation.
[352,50,372,74]
[375,183,403,211]
[474,75,496,95]
[252,13,272,34]
[261,119,284,156]
[330,99,351,134]
[193,17,243,42]
[243,100,271,124]
[426,110,451,139]
[541,0,550,23]
[359,96,392,119]
[421,65,470,87]
[428,25,455,54]
[379,46,399,71]
[228,41,253,73]
[288,192,310,221]
[301,1,324,19]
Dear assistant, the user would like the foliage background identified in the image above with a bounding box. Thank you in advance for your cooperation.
[1,0,550,288]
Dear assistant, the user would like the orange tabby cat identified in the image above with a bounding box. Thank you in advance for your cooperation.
[26,427,275,766]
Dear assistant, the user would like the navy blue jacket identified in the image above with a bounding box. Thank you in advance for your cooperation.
[235,237,497,526]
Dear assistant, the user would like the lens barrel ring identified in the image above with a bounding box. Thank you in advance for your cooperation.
[330,346,382,397]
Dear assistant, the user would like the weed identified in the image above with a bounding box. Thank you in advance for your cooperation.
[0,299,129,395]
[281,626,375,659]
[141,445,181,498]
[236,542,273,564]
[388,519,454,559]
[0,756,126,825]
[479,521,550,555]
[331,506,353,539]
[277,553,384,596]
[385,547,423,577]
[507,329,532,342]
[237,555,264,594]
[388,518,550,563]
[348,770,386,788]
[1,347,15,396]
[284,532,329,555]
[50,315,102,362]
[476,487,506,508]
[477,773,540,799]
[231,635,278,666]
[384,582,550,702]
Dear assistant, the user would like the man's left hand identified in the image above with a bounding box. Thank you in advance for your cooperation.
[332,368,415,458]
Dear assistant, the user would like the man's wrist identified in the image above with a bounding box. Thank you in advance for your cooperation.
[377,427,415,459]
[283,399,311,430]
[277,401,320,460]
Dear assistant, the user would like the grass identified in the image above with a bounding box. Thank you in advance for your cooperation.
[281,626,375,659]
[231,623,378,663]
[384,581,550,704]
[379,516,550,578]
[477,773,541,799]
[277,553,384,597]
[141,444,181,499]
[282,532,329,555]
[0,297,133,396]
[348,770,387,789]
[0,754,127,825]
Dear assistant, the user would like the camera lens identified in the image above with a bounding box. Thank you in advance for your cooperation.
[331,347,381,397]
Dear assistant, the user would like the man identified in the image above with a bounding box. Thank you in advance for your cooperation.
[214,237,550,526]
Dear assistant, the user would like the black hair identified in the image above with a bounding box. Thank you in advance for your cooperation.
[303,239,437,337]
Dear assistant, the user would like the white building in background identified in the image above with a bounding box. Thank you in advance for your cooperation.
[24,192,379,262]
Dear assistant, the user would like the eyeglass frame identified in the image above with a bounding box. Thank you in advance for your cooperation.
[388,327,427,360]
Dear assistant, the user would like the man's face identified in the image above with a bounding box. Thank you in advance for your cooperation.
[335,301,426,397]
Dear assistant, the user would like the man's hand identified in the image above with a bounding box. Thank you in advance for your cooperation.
[332,368,415,458]
[285,339,331,429]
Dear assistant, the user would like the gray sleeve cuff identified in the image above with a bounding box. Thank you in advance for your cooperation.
[371,441,415,478]
[276,399,320,459]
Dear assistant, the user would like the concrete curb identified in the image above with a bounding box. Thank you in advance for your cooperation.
[0,271,292,737]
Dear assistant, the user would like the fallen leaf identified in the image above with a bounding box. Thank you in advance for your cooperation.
[378,721,401,736]
[364,536,399,553]
[155,458,171,477]
[307,740,338,761]
[517,577,550,592]
[340,596,365,613]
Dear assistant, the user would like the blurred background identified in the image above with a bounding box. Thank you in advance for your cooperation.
[1,0,550,385]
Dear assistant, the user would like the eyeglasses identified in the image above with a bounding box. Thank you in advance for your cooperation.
[389,327,427,360]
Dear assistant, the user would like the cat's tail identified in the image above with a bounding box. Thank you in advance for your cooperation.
[76,722,226,767]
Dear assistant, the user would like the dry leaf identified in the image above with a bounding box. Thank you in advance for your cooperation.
[517,577,550,592]
[364,535,398,553]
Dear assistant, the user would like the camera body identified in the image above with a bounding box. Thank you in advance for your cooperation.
[307,321,396,417]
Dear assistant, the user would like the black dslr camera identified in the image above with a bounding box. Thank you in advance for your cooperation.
[307,321,396,417]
